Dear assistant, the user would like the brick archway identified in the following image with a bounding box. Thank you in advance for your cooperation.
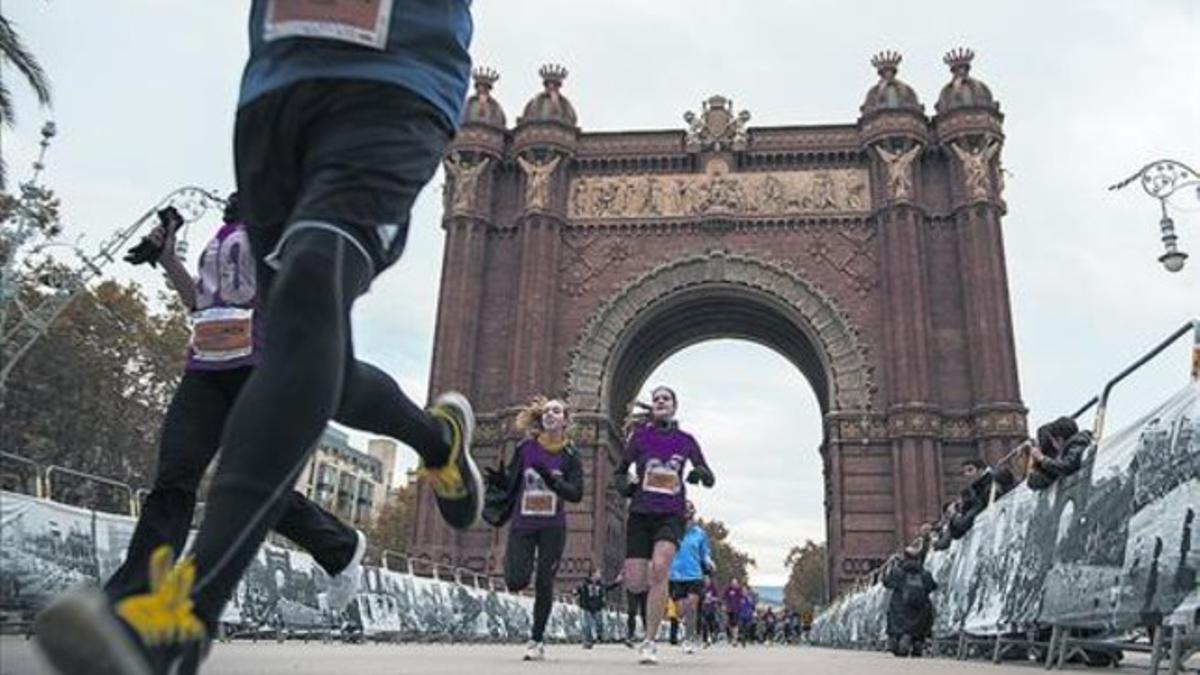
[413,57,1028,592]
[565,249,874,417]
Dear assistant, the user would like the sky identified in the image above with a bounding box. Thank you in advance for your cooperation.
[4,1,1198,586]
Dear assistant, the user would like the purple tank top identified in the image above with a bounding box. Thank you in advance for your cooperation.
[510,438,568,531]
[185,221,260,372]
[625,423,708,516]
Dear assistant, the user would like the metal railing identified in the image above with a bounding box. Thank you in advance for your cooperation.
[45,464,138,515]
[0,450,46,497]
[839,317,1200,593]
[1080,318,1199,440]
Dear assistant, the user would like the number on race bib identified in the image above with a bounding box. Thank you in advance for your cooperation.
[264,0,393,50]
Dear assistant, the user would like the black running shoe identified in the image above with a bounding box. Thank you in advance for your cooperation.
[35,547,207,675]
[421,391,482,530]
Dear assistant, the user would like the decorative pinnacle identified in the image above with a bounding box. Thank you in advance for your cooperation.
[943,47,975,75]
[538,63,569,88]
[870,50,903,79]
[472,66,500,91]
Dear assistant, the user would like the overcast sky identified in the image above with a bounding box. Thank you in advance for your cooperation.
[4,1,1197,585]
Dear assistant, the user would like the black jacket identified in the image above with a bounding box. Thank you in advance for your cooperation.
[575,579,621,612]
[1028,430,1093,490]
[882,557,937,639]
[482,440,584,527]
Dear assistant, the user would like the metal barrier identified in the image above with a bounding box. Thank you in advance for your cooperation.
[1088,318,1200,440]
[0,451,46,497]
[45,464,137,515]
[815,318,1200,674]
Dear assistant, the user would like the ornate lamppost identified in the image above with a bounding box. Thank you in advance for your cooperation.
[1109,159,1200,272]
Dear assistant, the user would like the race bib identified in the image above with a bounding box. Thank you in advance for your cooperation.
[520,489,558,518]
[263,0,393,50]
[191,307,253,362]
[643,465,681,496]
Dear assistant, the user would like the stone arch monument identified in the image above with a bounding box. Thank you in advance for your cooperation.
[412,51,1027,592]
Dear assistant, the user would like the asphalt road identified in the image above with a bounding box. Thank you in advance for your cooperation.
[4,636,1178,675]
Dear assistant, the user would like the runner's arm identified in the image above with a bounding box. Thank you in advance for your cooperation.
[160,253,197,310]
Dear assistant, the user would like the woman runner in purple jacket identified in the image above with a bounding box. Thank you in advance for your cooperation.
[483,397,584,661]
[616,386,715,664]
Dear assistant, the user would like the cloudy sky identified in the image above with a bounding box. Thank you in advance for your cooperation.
[5,1,1197,585]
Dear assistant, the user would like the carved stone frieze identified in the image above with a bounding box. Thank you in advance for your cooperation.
[569,164,871,220]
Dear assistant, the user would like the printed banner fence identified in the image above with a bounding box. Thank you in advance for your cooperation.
[0,491,622,642]
[811,382,1200,647]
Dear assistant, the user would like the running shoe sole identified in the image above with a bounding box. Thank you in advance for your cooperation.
[432,391,483,529]
[326,529,367,613]
[34,589,152,675]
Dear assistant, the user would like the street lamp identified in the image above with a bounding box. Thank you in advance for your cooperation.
[1109,159,1199,273]
[1,123,225,394]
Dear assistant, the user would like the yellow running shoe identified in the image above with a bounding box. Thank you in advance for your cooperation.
[34,545,206,675]
[420,391,482,529]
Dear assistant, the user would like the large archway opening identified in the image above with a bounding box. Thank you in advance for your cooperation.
[565,251,875,594]
[633,339,825,591]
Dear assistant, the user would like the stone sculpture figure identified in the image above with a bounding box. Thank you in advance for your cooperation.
[951,138,1000,201]
[444,153,491,214]
[874,142,922,201]
[517,154,562,211]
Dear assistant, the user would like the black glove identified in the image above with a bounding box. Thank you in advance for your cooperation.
[483,461,507,489]
[616,476,638,498]
[686,466,715,488]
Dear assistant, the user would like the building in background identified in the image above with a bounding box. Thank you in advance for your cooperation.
[367,438,399,496]
[296,427,396,527]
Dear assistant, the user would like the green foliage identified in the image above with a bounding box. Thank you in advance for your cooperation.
[3,275,189,490]
[363,480,419,555]
[698,518,755,588]
[783,539,828,613]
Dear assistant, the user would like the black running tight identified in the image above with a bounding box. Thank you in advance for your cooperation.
[504,526,566,643]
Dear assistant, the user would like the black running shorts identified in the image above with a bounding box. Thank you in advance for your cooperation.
[625,511,684,559]
[234,79,452,279]
[669,579,704,600]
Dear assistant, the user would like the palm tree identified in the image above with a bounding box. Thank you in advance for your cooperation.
[0,11,53,188]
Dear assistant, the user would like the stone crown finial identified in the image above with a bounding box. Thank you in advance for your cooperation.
[943,47,975,74]
[472,66,500,90]
[539,63,569,87]
[870,50,903,79]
